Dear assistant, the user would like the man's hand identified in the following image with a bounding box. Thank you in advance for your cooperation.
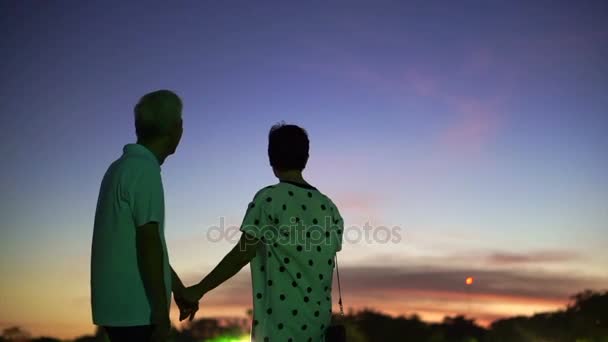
[178,285,203,321]
[175,233,258,322]
[171,268,199,322]
[175,289,199,322]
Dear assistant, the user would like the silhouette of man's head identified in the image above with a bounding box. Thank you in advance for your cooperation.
[134,90,183,158]
[268,123,309,173]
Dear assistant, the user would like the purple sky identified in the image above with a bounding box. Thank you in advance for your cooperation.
[1,0,607,338]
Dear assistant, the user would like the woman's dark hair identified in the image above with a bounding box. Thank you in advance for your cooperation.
[268,122,309,171]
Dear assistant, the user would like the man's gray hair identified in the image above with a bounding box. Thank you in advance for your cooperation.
[134,89,182,140]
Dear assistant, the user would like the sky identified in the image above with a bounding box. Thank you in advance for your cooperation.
[1,0,607,339]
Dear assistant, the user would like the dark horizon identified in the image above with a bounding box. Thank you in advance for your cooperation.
[3,289,606,341]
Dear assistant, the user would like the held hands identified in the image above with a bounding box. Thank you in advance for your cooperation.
[174,285,200,322]
[176,285,204,322]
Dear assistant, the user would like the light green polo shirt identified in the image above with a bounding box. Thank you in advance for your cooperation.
[91,144,172,326]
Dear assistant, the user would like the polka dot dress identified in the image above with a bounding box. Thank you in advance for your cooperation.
[240,181,344,342]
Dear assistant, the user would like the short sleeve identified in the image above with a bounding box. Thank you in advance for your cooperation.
[240,189,272,241]
[329,200,344,252]
[129,167,164,227]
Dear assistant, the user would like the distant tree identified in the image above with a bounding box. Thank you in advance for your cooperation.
[487,290,608,342]
[73,336,99,342]
[68,326,108,342]
[31,338,61,342]
[1,290,605,342]
[2,326,31,341]
[350,309,431,341]
[438,315,485,342]
[342,320,368,342]
[567,290,608,340]
[486,316,528,342]
[73,331,108,342]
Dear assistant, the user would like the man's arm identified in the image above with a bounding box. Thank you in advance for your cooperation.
[136,222,169,325]
[171,267,185,293]
[172,266,200,321]
[188,232,260,300]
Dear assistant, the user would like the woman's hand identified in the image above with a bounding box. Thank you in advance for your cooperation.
[175,286,200,322]
[177,285,203,321]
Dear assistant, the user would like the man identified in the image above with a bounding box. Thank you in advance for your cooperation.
[91,90,197,342]
[182,123,344,342]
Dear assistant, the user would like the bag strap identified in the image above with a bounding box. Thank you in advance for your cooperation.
[334,255,344,316]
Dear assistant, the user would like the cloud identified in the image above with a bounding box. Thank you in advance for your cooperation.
[357,247,586,271]
[177,261,608,326]
[487,250,581,265]
[331,191,378,212]
[435,94,505,156]
[338,265,606,301]
[292,43,509,161]
[327,264,607,326]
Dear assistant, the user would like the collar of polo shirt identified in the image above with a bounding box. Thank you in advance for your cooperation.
[123,143,161,167]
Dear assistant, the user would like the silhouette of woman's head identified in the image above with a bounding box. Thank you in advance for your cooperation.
[268,122,309,172]
[134,89,183,155]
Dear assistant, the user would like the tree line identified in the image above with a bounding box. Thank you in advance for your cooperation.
[2,290,606,342]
